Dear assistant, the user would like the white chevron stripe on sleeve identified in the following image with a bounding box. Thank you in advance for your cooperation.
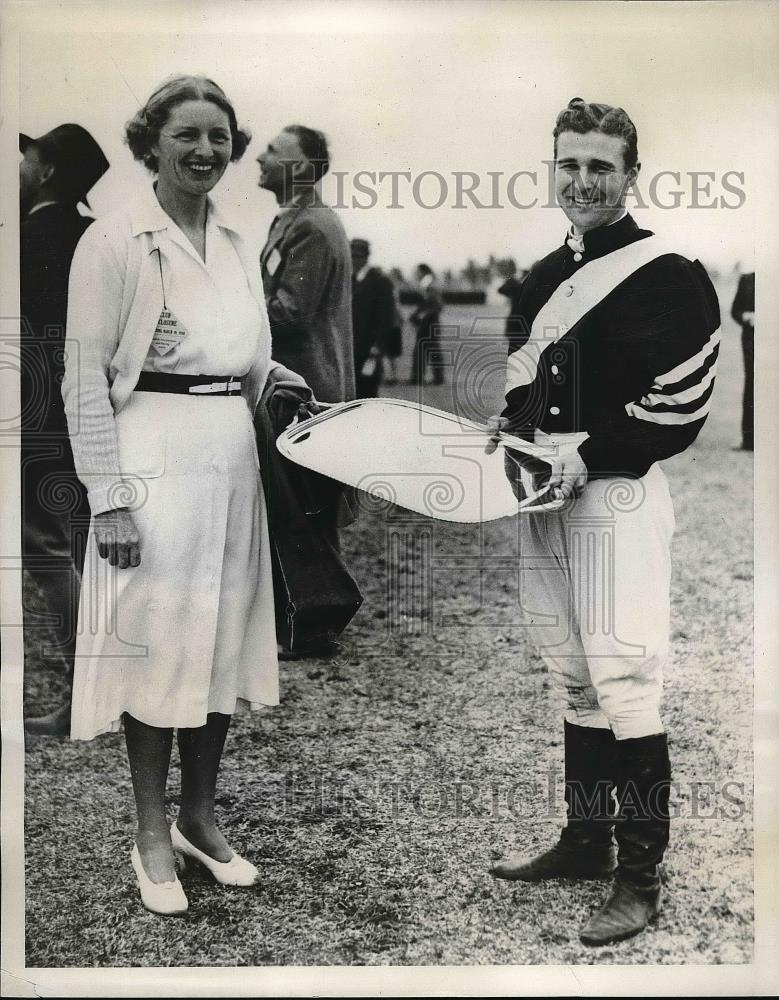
[653,328,721,387]
[626,396,713,424]
[637,364,718,409]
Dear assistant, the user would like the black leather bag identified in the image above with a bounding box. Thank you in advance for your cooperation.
[254,383,363,651]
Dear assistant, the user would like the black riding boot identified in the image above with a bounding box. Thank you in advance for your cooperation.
[580,732,671,946]
[491,722,617,882]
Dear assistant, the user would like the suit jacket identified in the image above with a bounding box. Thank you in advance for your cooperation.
[352,266,396,372]
[731,272,755,331]
[21,203,92,439]
[261,188,355,403]
[502,214,720,480]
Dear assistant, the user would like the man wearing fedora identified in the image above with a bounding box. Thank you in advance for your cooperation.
[20,124,109,736]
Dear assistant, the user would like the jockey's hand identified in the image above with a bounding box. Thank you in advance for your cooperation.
[485,415,508,454]
[545,451,588,501]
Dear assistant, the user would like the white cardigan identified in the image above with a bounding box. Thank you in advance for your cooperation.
[62,190,288,515]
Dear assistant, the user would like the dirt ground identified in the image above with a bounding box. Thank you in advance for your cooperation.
[21,280,753,967]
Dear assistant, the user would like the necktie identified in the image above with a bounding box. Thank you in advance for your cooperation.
[566,232,585,261]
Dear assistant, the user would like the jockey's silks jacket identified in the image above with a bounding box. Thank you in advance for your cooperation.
[501,214,721,480]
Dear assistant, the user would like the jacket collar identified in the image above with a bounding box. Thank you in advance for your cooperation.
[563,213,648,261]
[261,188,324,262]
[276,186,322,214]
[130,184,241,238]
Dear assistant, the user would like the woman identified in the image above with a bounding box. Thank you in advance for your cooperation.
[62,76,307,915]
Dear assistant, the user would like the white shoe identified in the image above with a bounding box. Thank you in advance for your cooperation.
[171,822,259,887]
[130,844,188,915]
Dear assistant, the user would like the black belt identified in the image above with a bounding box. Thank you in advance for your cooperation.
[134,372,243,396]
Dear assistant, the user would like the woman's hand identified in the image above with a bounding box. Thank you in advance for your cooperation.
[93,507,141,568]
[267,363,308,389]
[266,364,328,418]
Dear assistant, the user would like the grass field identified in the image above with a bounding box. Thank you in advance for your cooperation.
[22,279,753,967]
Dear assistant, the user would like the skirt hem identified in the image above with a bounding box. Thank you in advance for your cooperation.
[69,695,280,742]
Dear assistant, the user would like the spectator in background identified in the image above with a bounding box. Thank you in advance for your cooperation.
[408,263,444,386]
[258,125,356,658]
[258,125,354,406]
[383,268,406,386]
[20,124,109,736]
[350,238,397,398]
[730,271,755,451]
[382,302,404,386]
[497,260,529,340]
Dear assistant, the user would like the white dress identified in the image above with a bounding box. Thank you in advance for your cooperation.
[70,215,279,739]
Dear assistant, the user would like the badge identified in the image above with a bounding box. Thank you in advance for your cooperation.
[151,308,189,356]
[266,247,282,276]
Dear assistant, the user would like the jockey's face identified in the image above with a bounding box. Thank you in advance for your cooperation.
[555,129,639,233]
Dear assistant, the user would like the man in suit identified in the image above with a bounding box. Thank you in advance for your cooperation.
[731,271,755,451]
[20,124,109,735]
[486,98,720,946]
[258,125,354,405]
[257,125,355,659]
[350,238,397,398]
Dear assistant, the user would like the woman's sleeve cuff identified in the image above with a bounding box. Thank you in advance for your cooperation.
[86,478,134,516]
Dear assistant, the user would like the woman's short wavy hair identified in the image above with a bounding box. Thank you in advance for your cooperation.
[553,97,639,171]
[125,75,251,173]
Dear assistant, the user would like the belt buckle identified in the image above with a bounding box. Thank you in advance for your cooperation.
[188,379,237,396]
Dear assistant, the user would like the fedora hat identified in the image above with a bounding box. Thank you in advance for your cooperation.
[20,124,108,206]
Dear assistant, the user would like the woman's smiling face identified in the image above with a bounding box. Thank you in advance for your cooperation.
[152,99,232,196]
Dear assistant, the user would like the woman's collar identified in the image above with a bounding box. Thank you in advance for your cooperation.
[130,183,241,237]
